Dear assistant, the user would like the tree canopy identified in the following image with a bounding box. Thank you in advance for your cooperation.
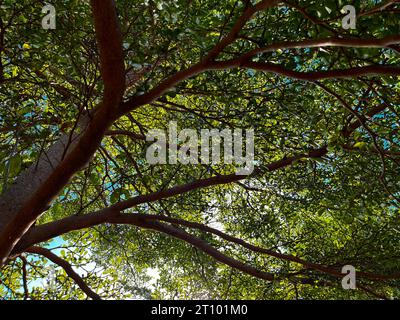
[0,0,399,300]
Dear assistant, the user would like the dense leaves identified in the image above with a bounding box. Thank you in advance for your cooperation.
[0,0,399,300]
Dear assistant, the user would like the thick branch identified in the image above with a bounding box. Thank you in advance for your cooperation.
[0,0,125,265]
[18,212,400,284]
[12,97,388,257]
[91,0,125,101]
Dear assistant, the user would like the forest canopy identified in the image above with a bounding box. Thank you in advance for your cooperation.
[0,0,399,300]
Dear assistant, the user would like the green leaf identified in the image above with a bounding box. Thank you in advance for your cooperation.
[8,155,22,176]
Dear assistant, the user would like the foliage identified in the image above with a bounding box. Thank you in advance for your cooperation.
[0,0,399,300]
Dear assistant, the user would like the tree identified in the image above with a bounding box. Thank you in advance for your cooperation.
[0,0,399,300]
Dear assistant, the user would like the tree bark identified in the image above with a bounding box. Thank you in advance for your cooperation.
[0,0,125,265]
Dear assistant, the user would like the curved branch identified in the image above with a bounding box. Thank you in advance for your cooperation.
[359,1,398,17]
[12,147,329,254]
[19,212,400,285]
[121,34,400,115]
[130,214,400,281]
[205,0,281,61]
[12,98,388,256]
[130,218,276,281]
[211,60,400,81]
[237,35,400,61]
[120,0,281,114]
[25,246,101,300]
